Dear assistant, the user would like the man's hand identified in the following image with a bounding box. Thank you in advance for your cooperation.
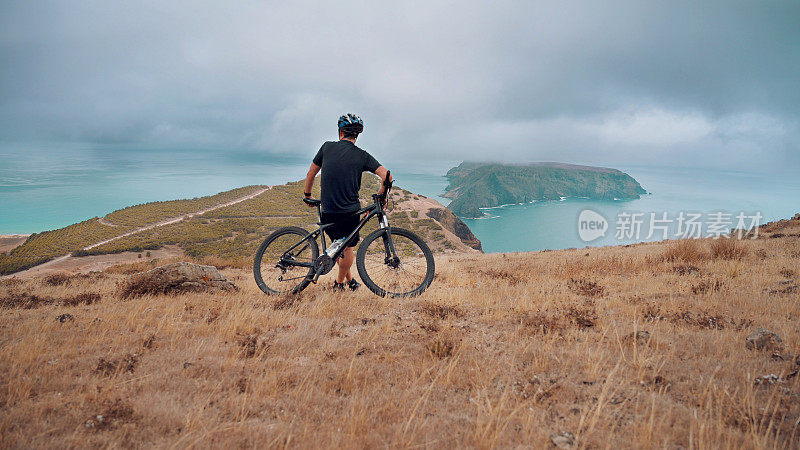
[374,166,392,195]
[303,194,317,208]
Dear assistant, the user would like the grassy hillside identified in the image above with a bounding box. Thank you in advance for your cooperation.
[74,176,477,262]
[445,162,647,218]
[1,217,798,447]
[102,186,266,227]
[0,187,267,275]
[1,176,479,275]
[0,219,134,274]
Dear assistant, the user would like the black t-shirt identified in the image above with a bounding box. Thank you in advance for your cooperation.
[312,140,381,213]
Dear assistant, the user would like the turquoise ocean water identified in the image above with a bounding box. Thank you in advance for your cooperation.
[2,143,798,253]
[461,166,800,253]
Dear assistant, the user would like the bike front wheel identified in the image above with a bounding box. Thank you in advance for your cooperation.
[356,227,435,298]
[254,226,319,295]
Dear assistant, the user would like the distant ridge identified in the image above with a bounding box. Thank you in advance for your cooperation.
[444,161,646,218]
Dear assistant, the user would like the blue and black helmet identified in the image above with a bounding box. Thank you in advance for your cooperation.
[338,113,364,134]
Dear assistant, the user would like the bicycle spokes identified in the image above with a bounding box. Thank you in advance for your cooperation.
[255,228,318,295]
[360,231,430,295]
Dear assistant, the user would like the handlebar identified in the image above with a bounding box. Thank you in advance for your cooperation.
[380,170,393,198]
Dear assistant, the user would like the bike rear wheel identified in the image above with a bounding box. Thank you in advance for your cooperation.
[356,227,435,298]
[254,226,319,295]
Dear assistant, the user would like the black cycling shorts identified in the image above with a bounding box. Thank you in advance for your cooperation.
[320,211,360,247]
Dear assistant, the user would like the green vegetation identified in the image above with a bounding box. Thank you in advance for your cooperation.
[102,185,265,227]
[0,219,131,274]
[444,161,647,217]
[78,216,300,262]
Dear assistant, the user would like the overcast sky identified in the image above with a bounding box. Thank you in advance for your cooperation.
[1,0,798,170]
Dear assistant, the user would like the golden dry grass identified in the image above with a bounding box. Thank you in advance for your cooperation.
[1,221,800,448]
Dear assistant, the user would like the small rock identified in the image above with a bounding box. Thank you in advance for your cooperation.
[745,328,783,351]
[183,362,192,369]
[629,330,650,344]
[609,395,626,405]
[120,262,237,298]
[55,313,74,323]
[754,374,782,385]
[550,431,575,449]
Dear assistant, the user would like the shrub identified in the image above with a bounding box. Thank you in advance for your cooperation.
[63,292,101,306]
[710,238,748,260]
[662,239,708,263]
[421,302,463,319]
[568,278,605,297]
[426,339,454,358]
[44,273,72,286]
[1,292,56,309]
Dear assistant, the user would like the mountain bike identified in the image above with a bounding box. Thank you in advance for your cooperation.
[253,173,435,297]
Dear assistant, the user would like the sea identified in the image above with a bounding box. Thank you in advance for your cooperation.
[2,143,799,253]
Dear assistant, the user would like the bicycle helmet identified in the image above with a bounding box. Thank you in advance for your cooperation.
[338,113,364,135]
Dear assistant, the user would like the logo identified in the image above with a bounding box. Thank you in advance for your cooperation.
[578,209,608,242]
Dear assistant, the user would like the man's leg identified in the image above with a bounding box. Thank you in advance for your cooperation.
[336,246,355,283]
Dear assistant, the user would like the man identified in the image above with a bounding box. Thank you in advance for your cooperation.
[303,113,392,291]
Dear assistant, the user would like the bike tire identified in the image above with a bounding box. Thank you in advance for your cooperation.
[254,226,319,295]
[356,227,435,298]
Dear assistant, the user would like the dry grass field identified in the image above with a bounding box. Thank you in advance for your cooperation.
[1,217,799,448]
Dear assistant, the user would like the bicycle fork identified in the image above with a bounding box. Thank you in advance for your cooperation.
[380,214,400,266]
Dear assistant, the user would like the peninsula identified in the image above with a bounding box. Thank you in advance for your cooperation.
[444,162,646,218]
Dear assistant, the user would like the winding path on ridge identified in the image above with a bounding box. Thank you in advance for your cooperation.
[3,187,271,278]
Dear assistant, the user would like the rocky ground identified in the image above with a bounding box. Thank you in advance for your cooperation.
[0,216,798,448]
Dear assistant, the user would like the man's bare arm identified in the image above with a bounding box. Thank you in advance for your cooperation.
[375,166,392,195]
[304,163,321,197]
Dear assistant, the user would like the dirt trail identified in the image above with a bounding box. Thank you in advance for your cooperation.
[2,187,270,278]
[96,217,119,227]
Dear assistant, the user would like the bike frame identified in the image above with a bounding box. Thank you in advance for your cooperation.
[279,190,398,282]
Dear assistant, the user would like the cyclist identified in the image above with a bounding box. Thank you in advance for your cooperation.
[303,113,392,291]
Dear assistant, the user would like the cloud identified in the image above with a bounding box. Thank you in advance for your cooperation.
[587,109,714,147]
[0,0,798,170]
